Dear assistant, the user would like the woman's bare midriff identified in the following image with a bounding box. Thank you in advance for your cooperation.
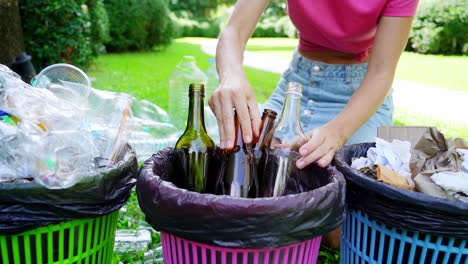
[298,49,370,64]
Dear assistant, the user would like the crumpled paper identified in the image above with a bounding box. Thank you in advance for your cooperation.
[351,137,413,186]
[431,171,468,203]
[411,127,468,202]
[458,148,468,173]
[411,128,467,173]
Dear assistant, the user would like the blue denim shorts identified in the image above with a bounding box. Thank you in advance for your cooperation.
[263,51,394,144]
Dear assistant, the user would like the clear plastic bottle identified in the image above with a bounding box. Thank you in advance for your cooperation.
[204,58,218,103]
[129,97,178,161]
[204,58,220,144]
[169,56,207,134]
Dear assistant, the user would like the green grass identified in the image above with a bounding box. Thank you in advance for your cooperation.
[396,52,468,92]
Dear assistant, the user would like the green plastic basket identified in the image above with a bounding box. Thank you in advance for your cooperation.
[0,210,119,264]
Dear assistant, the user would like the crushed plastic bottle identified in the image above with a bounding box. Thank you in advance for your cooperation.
[129,98,178,161]
[114,229,152,253]
[168,56,207,134]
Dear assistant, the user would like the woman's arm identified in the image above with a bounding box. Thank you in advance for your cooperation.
[209,0,269,149]
[296,16,415,168]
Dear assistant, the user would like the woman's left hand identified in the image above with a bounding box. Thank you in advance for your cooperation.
[296,124,347,168]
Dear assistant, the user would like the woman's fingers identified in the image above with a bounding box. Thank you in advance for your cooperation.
[208,90,227,148]
[209,78,259,149]
[247,96,261,140]
[234,96,253,144]
[296,128,342,168]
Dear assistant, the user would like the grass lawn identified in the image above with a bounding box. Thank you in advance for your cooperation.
[88,37,465,263]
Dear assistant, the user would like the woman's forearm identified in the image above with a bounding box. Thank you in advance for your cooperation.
[326,16,415,142]
[297,16,414,168]
[327,71,395,141]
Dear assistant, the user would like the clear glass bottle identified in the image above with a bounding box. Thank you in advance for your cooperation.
[222,111,258,198]
[261,82,307,197]
[175,83,214,193]
[169,56,207,134]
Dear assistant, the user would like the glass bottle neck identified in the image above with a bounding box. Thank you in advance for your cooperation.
[186,91,206,132]
[277,93,302,128]
[257,113,277,151]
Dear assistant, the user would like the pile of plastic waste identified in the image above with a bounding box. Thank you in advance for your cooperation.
[0,63,178,189]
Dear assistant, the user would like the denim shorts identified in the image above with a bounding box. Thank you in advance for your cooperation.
[263,50,394,144]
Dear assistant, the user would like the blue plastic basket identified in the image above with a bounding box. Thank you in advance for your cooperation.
[341,209,468,264]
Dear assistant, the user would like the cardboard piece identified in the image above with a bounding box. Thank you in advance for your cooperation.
[377,126,435,146]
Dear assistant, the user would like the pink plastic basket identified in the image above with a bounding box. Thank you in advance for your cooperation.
[161,232,322,264]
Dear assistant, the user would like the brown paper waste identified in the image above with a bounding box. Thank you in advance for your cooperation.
[359,164,414,191]
[411,127,468,200]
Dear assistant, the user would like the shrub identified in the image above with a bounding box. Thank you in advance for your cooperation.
[20,0,94,70]
[408,0,467,55]
[169,0,236,18]
[171,11,220,38]
[253,16,297,38]
[87,0,110,56]
[104,0,173,52]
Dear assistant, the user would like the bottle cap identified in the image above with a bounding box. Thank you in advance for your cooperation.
[189,83,205,97]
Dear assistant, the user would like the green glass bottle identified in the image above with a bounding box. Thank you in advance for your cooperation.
[175,83,215,193]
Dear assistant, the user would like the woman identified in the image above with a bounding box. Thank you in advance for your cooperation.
[209,0,418,169]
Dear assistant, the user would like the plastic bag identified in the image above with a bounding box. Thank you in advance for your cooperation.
[137,148,346,248]
[334,143,468,239]
[0,145,138,235]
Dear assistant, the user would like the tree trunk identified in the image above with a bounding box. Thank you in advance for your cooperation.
[0,0,25,67]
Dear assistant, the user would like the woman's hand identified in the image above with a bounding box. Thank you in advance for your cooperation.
[296,123,348,168]
[210,0,269,149]
[208,74,261,149]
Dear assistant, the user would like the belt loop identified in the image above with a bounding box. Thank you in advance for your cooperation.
[345,65,351,83]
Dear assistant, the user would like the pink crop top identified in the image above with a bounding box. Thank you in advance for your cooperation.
[287,0,419,61]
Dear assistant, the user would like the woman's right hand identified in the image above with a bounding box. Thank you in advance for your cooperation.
[208,72,261,150]
[208,0,269,149]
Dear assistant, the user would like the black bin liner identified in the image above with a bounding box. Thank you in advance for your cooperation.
[0,145,138,235]
[137,147,346,248]
[334,143,468,239]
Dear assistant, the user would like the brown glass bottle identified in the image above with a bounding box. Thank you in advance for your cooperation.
[254,109,278,152]
[222,112,258,198]
[175,83,214,193]
[255,109,277,195]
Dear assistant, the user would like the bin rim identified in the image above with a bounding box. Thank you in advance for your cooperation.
[140,151,344,205]
[334,143,468,215]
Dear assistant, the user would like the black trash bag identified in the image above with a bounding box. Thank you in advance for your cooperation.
[334,143,468,239]
[137,147,346,248]
[0,145,138,235]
